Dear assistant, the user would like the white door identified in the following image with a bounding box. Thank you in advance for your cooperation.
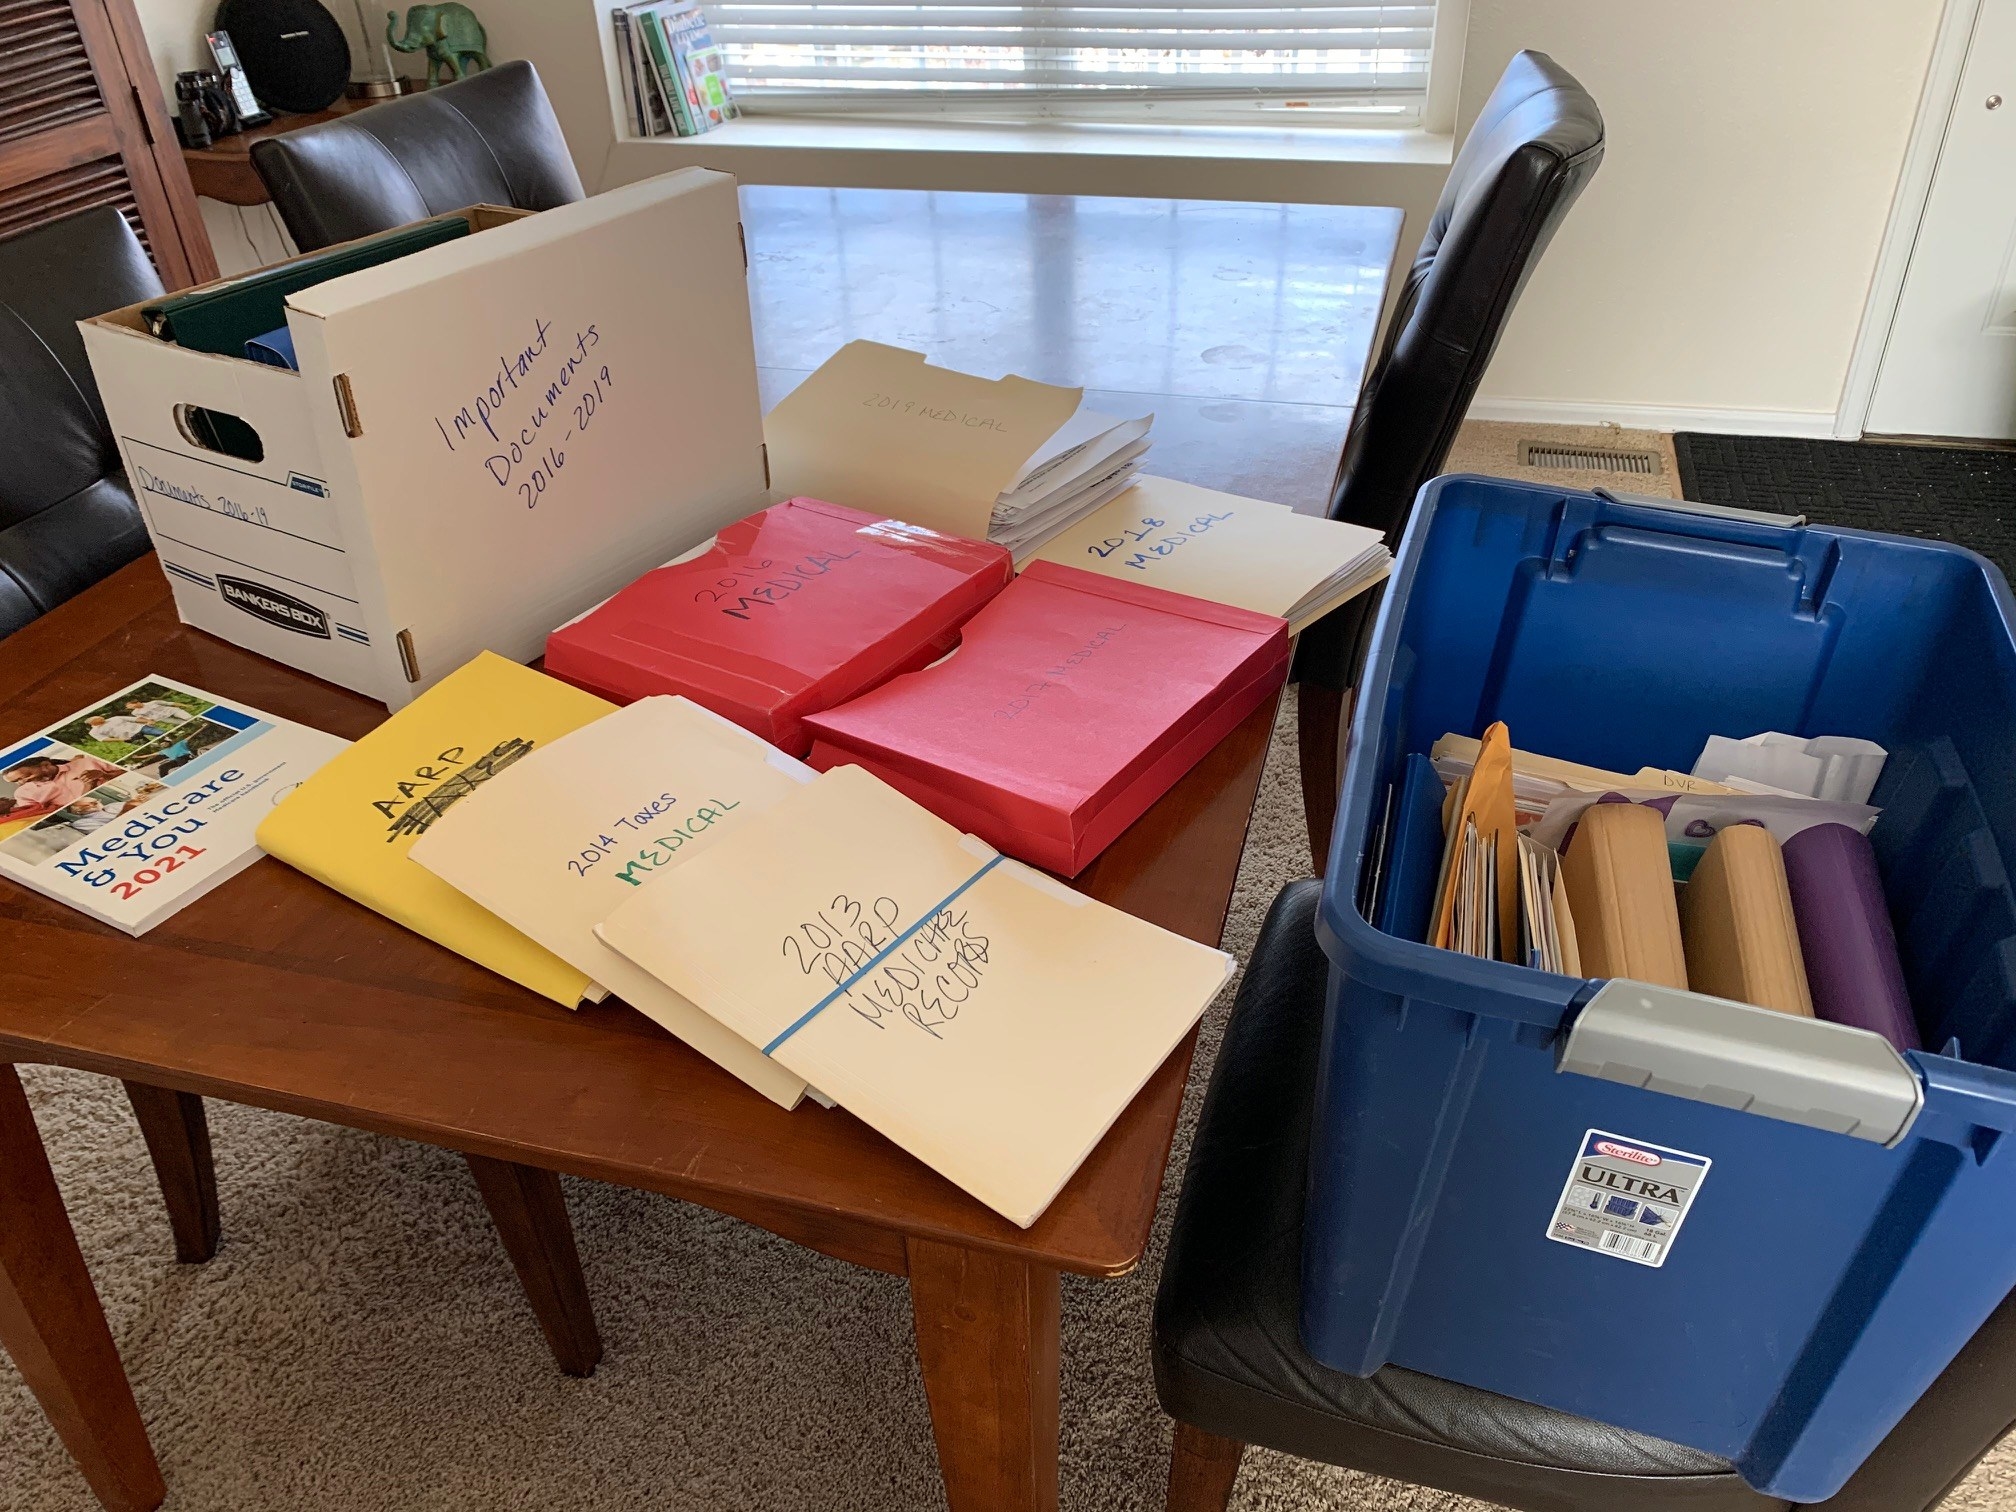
[1868,0,2016,439]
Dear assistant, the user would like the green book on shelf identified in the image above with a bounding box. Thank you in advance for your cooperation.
[637,5,697,136]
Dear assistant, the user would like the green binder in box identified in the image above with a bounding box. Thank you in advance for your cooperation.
[141,217,472,359]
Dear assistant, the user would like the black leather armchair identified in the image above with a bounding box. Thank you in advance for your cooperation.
[1153,882,2016,1512]
[250,60,586,252]
[0,207,161,641]
[1296,51,1604,869]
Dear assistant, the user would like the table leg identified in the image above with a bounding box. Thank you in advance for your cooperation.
[122,1083,220,1264]
[0,1066,164,1512]
[462,1153,602,1377]
[907,1236,1060,1512]
[1166,1421,1245,1512]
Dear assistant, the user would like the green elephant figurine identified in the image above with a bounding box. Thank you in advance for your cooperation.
[386,3,491,88]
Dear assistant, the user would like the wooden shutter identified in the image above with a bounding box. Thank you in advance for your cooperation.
[0,0,218,287]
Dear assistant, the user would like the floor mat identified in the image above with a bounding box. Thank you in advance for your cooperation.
[1674,433,2016,576]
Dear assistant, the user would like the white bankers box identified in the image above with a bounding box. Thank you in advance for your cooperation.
[80,170,766,708]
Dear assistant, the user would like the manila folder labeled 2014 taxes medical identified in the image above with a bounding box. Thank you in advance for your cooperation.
[408,695,817,1109]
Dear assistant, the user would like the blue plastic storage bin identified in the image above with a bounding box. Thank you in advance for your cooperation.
[1308,476,2016,1503]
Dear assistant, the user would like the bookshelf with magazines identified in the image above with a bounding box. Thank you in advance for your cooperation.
[614,1,740,137]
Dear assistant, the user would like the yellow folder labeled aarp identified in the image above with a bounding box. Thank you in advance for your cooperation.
[255,652,610,1006]
[1679,824,1814,1016]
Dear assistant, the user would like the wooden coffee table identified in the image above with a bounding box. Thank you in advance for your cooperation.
[0,188,1399,1512]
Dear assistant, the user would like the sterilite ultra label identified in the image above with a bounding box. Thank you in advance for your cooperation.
[1544,1129,1711,1268]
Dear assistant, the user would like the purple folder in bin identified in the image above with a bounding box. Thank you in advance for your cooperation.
[1781,822,1920,1052]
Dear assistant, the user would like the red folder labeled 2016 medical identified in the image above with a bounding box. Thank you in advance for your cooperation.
[801,560,1290,875]
[544,498,1011,755]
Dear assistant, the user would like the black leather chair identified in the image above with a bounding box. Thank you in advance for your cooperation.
[0,207,161,640]
[1296,51,1604,869]
[250,60,585,252]
[1153,881,2016,1512]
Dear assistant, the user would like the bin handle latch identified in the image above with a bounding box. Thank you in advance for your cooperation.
[1559,980,1924,1146]
[1593,487,1807,530]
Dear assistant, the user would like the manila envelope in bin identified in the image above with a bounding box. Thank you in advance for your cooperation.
[1678,823,1813,1016]
[1559,800,1689,989]
[1431,719,1522,962]
[544,498,1012,755]
[799,560,1290,875]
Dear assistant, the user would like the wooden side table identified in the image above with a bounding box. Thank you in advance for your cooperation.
[181,96,387,206]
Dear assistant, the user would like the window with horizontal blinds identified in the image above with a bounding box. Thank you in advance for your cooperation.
[708,0,1434,115]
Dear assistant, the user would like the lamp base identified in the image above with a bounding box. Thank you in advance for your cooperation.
[345,79,402,99]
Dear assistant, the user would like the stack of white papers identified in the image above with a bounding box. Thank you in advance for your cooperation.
[988,409,1154,559]
[1516,833,1581,976]
[1446,815,1499,960]
[763,340,1157,559]
[1691,731,1888,804]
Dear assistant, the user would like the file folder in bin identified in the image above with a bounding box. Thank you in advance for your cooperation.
[1308,476,2016,1501]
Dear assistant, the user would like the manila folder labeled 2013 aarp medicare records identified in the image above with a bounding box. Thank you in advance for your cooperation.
[595,764,1232,1227]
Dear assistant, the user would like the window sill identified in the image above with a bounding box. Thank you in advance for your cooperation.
[599,114,1453,203]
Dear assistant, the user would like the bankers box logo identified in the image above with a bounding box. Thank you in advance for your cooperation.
[216,577,330,638]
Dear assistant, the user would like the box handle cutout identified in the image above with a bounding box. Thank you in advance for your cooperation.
[173,404,264,463]
[333,375,363,438]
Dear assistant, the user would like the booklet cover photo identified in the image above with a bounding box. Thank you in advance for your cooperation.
[0,675,345,934]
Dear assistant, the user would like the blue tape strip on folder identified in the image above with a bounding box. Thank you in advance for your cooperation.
[764,854,1006,1054]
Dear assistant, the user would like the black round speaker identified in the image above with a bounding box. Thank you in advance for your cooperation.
[213,0,351,114]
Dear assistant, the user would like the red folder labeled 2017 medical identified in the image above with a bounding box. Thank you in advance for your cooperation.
[543,498,1011,755]
[801,559,1290,875]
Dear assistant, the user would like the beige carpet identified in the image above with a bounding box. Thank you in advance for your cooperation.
[5,439,2013,1509]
